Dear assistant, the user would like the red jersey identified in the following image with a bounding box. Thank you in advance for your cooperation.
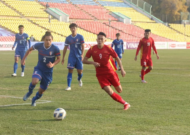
[136,37,157,59]
[86,45,118,75]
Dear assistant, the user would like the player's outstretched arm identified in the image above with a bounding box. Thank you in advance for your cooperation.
[83,57,100,67]
[12,39,17,50]
[152,41,159,59]
[81,43,85,59]
[21,47,34,65]
[61,46,68,65]
[115,57,126,77]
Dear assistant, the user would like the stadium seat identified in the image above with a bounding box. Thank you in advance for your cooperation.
[31,19,97,42]
[77,5,117,20]
[98,1,131,7]
[40,2,93,20]
[0,36,15,41]
[134,22,190,42]
[169,24,190,39]
[70,0,98,5]
[0,2,20,17]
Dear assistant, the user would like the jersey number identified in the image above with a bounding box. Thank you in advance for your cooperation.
[43,57,46,63]
[99,54,102,59]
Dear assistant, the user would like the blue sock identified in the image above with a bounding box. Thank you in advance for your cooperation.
[27,83,36,97]
[78,73,83,81]
[67,73,72,87]
[21,65,25,72]
[33,92,43,101]
[13,62,18,74]
[115,61,117,68]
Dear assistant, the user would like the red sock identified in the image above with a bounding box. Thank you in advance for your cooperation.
[141,69,145,80]
[111,92,126,104]
[145,69,151,75]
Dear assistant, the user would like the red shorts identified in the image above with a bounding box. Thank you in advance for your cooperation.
[96,72,120,88]
[141,58,153,67]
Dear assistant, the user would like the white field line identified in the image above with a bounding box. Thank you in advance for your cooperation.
[0,95,51,107]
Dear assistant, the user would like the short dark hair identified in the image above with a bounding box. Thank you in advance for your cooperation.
[116,33,120,36]
[97,32,106,37]
[44,31,53,39]
[18,25,24,28]
[69,23,77,28]
[145,29,151,32]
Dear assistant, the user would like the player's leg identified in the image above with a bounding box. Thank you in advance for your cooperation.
[20,51,26,77]
[66,57,75,90]
[12,55,19,76]
[31,72,52,106]
[109,72,130,110]
[141,59,147,83]
[23,68,42,101]
[76,57,83,87]
[145,59,153,75]
[103,86,130,110]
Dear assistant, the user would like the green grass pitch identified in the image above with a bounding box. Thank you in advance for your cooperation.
[0,50,189,135]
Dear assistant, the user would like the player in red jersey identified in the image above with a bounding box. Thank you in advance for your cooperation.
[83,32,130,110]
[135,29,159,83]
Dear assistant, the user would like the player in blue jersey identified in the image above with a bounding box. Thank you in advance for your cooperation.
[22,31,61,106]
[61,23,85,91]
[12,25,31,77]
[111,33,124,71]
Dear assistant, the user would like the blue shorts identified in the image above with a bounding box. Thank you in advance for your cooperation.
[32,67,52,90]
[116,52,122,59]
[15,50,26,60]
[67,56,83,70]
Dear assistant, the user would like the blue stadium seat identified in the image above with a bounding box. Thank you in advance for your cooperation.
[38,0,68,3]
[70,0,98,5]
[98,1,131,7]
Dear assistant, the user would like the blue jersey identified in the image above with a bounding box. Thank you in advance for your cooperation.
[13,33,31,51]
[112,39,124,53]
[33,43,60,72]
[65,34,84,58]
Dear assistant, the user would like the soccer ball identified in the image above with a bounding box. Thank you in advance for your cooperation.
[53,108,66,120]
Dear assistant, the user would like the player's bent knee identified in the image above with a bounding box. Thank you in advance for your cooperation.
[31,79,39,85]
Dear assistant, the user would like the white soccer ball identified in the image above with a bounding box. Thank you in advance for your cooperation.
[54,108,66,120]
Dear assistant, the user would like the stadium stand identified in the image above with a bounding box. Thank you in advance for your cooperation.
[31,19,98,41]
[0,2,20,17]
[0,18,64,41]
[38,0,68,3]
[75,20,140,42]
[0,36,15,41]
[103,21,173,41]
[98,0,123,2]
[134,22,190,42]
[169,24,190,37]
[3,0,49,18]
[69,0,98,5]
[105,6,154,22]
[40,2,93,20]
[76,5,117,20]
[98,1,131,7]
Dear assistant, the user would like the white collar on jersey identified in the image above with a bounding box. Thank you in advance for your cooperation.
[18,33,24,36]
[43,43,52,50]
[71,34,78,38]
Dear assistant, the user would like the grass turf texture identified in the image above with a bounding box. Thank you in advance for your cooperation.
[0,50,189,135]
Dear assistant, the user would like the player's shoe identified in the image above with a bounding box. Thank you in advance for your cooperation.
[141,80,147,83]
[124,103,131,110]
[31,97,36,106]
[65,87,71,91]
[21,72,24,77]
[78,80,83,87]
[12,73,17,77]
[23,93,31,101]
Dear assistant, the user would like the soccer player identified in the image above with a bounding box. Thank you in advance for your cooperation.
[61,23,84,91]
[83,32,130,110]
[22,31,60,106]
[12,25,31,77]
[135,29,159,83]
[111,33,124,71]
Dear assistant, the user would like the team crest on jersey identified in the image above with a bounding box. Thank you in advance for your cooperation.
[49,51,52,55]
[76,39,78,42]
[147,42,150,46]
